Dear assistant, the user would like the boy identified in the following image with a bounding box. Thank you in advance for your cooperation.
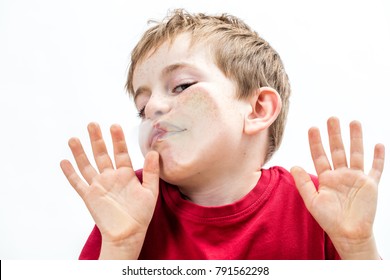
[60,9,385,259]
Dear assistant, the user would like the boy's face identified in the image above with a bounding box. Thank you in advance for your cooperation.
[133,33,251,185]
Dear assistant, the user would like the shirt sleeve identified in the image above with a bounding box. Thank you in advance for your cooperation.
[325,232,341,260]
[79,225,102,260]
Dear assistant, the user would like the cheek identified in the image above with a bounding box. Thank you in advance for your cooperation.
[178,86,245,137]
[177,87,220,122]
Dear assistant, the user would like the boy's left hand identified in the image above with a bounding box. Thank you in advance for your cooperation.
[291,117,385,259]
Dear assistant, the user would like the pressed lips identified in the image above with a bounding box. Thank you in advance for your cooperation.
[149,121,186,147]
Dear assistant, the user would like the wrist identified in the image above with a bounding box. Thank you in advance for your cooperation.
[99,232,147,260]
[334,235,380,260]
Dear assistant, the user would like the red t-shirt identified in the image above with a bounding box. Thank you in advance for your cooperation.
[79,166,340,259]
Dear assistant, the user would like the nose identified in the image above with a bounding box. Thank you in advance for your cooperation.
[144,92,172,120]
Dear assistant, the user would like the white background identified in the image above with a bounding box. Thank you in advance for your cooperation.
[0,0,389,259]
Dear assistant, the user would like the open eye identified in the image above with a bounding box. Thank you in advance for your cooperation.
[172,82,196,94]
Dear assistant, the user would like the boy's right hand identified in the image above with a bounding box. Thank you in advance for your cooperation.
[60,123,159,259]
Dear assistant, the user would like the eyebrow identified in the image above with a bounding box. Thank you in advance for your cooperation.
[161,62,193,77]
[134,62,195,101]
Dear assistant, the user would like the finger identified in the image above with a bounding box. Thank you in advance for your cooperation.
[142,151,160,198]
[110,124,133,169]
[88,122,114,172]
[60,159,87,198]
[308,127,332,175]
[68,137,98,184]
[327,117,348,169]
[349,120,364,170]
[290,166,318,212]
[369,144,385,184]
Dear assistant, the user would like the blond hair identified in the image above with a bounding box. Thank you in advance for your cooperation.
[126,9,291,162]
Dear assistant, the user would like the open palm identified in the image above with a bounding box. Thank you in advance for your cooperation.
[291,117,385,259]
[60,123,159,258]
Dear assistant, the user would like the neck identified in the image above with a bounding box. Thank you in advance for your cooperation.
[178,169,262,206]
[176,138,266,206]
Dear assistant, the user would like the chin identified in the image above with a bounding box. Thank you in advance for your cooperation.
[158,156,196,186]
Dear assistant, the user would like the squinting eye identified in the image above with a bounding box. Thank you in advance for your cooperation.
[137,106,145,118]
[172,83,196,94]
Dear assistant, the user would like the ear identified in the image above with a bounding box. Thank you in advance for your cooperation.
[243,87,282,135]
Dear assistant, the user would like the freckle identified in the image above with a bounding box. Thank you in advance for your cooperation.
[181,88,219,118]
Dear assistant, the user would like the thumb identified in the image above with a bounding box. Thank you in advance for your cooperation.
[142,151,160,197]
[290,166,317,211]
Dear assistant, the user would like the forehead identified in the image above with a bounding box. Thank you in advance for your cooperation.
[133,33,214,84]
[139,32,208,65]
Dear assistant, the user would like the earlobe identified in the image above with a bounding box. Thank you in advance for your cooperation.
[244,87,282,135]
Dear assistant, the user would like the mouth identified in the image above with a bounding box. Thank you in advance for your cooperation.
[149,121,186,147]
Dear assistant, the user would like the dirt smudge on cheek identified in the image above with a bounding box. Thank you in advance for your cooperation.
[177,86,220,124]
